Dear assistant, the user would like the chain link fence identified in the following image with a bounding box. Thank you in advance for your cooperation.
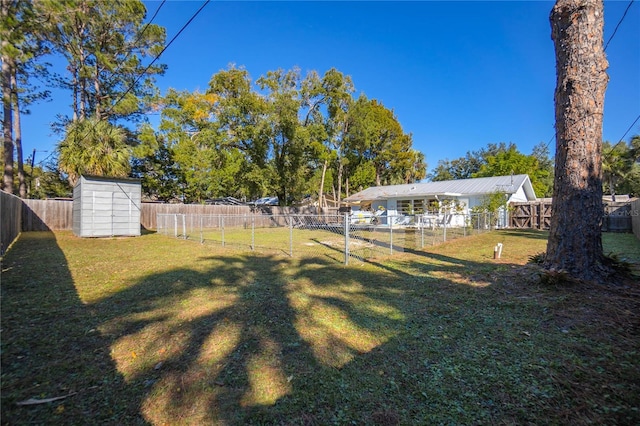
[157,212,496,264]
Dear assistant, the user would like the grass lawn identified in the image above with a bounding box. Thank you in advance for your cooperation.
[1,229,639,425]
[174,223,483,262]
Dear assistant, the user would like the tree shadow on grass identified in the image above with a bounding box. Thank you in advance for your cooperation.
[78,242,559,424]
[0,232,148,425]
[86,252,402,424]
[3,232,638,424]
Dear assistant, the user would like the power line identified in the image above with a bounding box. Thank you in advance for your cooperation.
[36,150,56,167]
[52,0,210,166]
[108,0,167,83]
[545,0,636,152]
[604,0,635,52]
[616,114,640,143]
[603,113,640,160]
[104,0,209,118]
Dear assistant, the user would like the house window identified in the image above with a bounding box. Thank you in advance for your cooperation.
[398,199,426,215]
[397,199,412,215]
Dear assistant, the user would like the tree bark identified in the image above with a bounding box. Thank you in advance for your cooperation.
[318,158,327,210]
[11,67,26,197]
[545,0,610,280]
[2,43,14,194]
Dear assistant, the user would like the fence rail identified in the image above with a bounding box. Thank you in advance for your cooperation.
[1,191,23,255]
[510,201,552,230]
[632,199,640,241]
[157,212,496,264]
[22,199,73,231]
[510,200,634,232]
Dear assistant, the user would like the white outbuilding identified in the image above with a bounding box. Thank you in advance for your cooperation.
[72,175,142,237]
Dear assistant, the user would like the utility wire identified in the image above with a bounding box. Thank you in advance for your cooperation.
[49,0,210,167]
[602,113,640,160]
[616,114,640,143]
[604,0,635,52]
[546,0,636,153]
[104,0,209,118]
[36,150,56,167]
[600,0,638,160]
[108,0,167,84]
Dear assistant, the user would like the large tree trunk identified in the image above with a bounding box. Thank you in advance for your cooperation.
[336,160,343,204]
[94,65,101,120]
[318,159,327,210]
[72,65,79,121]
[2,45,14,194]
[545,0,610,280]
[11,67,26,198]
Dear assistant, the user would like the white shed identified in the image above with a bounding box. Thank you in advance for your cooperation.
[72,175,142,237]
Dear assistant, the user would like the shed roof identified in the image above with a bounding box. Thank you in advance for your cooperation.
[76,175,141,187]
[343,174,536,203]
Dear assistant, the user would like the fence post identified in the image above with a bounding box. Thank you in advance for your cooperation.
[421,221,425,249]
[344,212,350,265]
[221,215,225,247]
[174,214,178,238]
[289,216,293,257]
[463,214,466,237]
[251,214,255,251]
[182,214,186,239]
[200,216,203,244]
[389,217,393,255]
[443,212,447,242]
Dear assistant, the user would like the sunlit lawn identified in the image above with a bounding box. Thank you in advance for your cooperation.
[1,229,639,425]
[178,224,483,262]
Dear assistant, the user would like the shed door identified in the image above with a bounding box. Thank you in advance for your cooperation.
[92,191,114,236]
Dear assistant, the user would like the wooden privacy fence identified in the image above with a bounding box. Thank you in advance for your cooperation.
[11,196,638,239]
[141,203,333,229]
[17,199,336,232]
[510,201,552,230]
[603,201,634,233]
[631,198,640,241]
[1,191,23,254]
[510,200,635,233]
[22,199,73,231]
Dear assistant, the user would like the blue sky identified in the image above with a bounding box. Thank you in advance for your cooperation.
[24,0,639,174]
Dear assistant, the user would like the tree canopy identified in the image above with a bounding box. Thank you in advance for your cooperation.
[37,0,166,124]
[134,66,425,204]
[2,0,166,197]
[428,142,555,197]
[602,135,640,198]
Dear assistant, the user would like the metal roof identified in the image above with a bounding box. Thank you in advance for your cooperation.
[343,174,537,203]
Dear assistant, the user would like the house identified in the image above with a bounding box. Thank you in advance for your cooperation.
[343,174,537,227]
[72,175,142,237]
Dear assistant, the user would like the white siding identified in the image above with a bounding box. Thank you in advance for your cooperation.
[73,176,141,237]
[508,186,529,203]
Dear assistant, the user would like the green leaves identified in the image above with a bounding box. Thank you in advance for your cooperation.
[602,137,640,197]
[58,118,131,186]
[344,95,424,187]
[139,66,425,204]
[37,0,166,123]
[430,142,555,197]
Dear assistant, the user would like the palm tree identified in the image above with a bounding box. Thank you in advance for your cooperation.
[602,141,632,199]
[58,118,131,186]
